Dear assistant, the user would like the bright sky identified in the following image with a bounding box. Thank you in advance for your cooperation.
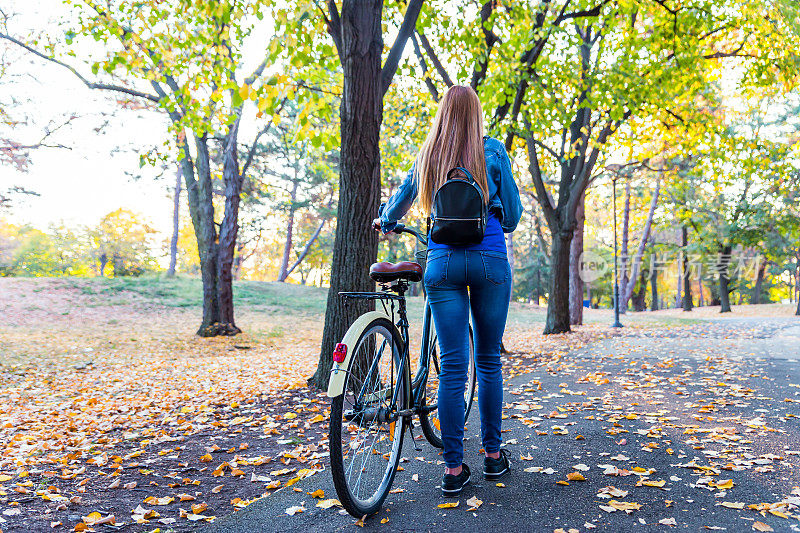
[1,0,180,238]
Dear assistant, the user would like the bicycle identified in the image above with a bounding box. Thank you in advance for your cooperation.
[327,223,477,518]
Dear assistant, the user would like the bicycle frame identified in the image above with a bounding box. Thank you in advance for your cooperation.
[335,285,436,422]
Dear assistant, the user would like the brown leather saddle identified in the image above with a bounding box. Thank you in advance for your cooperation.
[369,261,423,283]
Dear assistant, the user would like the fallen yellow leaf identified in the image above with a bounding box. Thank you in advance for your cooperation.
[438,501,459,508]
[719,502,745,509]
[317,499,341,509]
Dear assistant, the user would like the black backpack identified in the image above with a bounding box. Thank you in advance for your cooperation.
[430,166,487,246]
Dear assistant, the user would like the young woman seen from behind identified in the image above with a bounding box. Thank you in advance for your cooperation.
[376,85,523,496]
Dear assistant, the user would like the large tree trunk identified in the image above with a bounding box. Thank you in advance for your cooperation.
[215,120,243,335]
[278,179,299,282]
[718,244,733,313]
[751,257,766,304]
[167,167,181,278]
[682,226,693,311]
[545,230,572,334]
[569,192,585,325]
[311,0,383,390]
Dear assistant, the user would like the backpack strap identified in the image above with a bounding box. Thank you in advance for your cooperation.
[446,167,475,182]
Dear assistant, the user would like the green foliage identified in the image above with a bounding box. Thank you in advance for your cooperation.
[0,210,159,278]
[66,0,277,135]
[0,222,93,277]
[89,208,159,277]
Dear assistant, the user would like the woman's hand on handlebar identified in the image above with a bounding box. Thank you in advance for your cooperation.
[372,218,382,231]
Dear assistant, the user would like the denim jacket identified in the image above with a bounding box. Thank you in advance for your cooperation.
[378,136,523,233]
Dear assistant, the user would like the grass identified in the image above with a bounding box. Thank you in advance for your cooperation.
[48,274,719,329]
[56,275,330,315]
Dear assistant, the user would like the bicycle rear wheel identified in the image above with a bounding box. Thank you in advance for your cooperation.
[419,325,476,449]
[329,317,409,518]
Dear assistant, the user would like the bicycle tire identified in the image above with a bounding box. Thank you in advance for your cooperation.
[419,325,477,449]
[329,317,410,518]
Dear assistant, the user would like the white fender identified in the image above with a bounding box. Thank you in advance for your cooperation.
[327,310,399,398]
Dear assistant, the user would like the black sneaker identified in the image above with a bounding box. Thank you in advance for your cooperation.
[441,463,471,496]
[484,449,510,480]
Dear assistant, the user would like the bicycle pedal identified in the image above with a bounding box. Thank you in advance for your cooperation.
[407,421,423,451]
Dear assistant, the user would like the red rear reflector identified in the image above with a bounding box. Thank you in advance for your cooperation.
[333,343,347,363]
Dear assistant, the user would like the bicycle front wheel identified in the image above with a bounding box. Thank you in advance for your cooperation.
[329,317,409,518]
[419,325,476,449]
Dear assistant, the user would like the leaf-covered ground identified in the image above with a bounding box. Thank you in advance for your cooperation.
[205,316,800,533]
[0,276,689,532]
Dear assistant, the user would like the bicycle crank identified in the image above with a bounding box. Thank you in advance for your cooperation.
[343,406,396,424]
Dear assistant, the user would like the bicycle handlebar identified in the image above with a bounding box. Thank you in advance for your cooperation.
[390,223,428,246]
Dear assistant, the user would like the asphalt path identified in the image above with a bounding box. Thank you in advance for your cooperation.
[205,317,800,533]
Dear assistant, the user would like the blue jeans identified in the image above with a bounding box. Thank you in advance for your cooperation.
[424,248,511,468]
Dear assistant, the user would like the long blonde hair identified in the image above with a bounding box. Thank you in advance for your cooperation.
[416,85,488,214]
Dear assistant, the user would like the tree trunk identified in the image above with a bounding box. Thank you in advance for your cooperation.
[167,167,181,278]
[751,257,766,304]
[506,232,515,302]
[545,231,572,334]
[682,226,693,311]
[190,135,222,336]
[698,276,705,307]
[112,253,124,276]
[632,266,647,311]
[311,0,383,390]
[99,253,108,278]
[718,244,733,313]
[650,254,658,311]
[215,119,243,335]
[569,192,585,325]
[278,179,299,282]
[675,245,682,308]
[620,177,659,310]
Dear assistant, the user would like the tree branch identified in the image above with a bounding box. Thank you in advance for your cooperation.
[470,1,500,89]
[554,1,609,24]
[325,0,343,60]
[0,31,160,103]
[381,0,424,96]
[284,218,326,278]
[523,128,558,231]
[241,98,287,180]
[416,27,453,87]
[411,32,439,101]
